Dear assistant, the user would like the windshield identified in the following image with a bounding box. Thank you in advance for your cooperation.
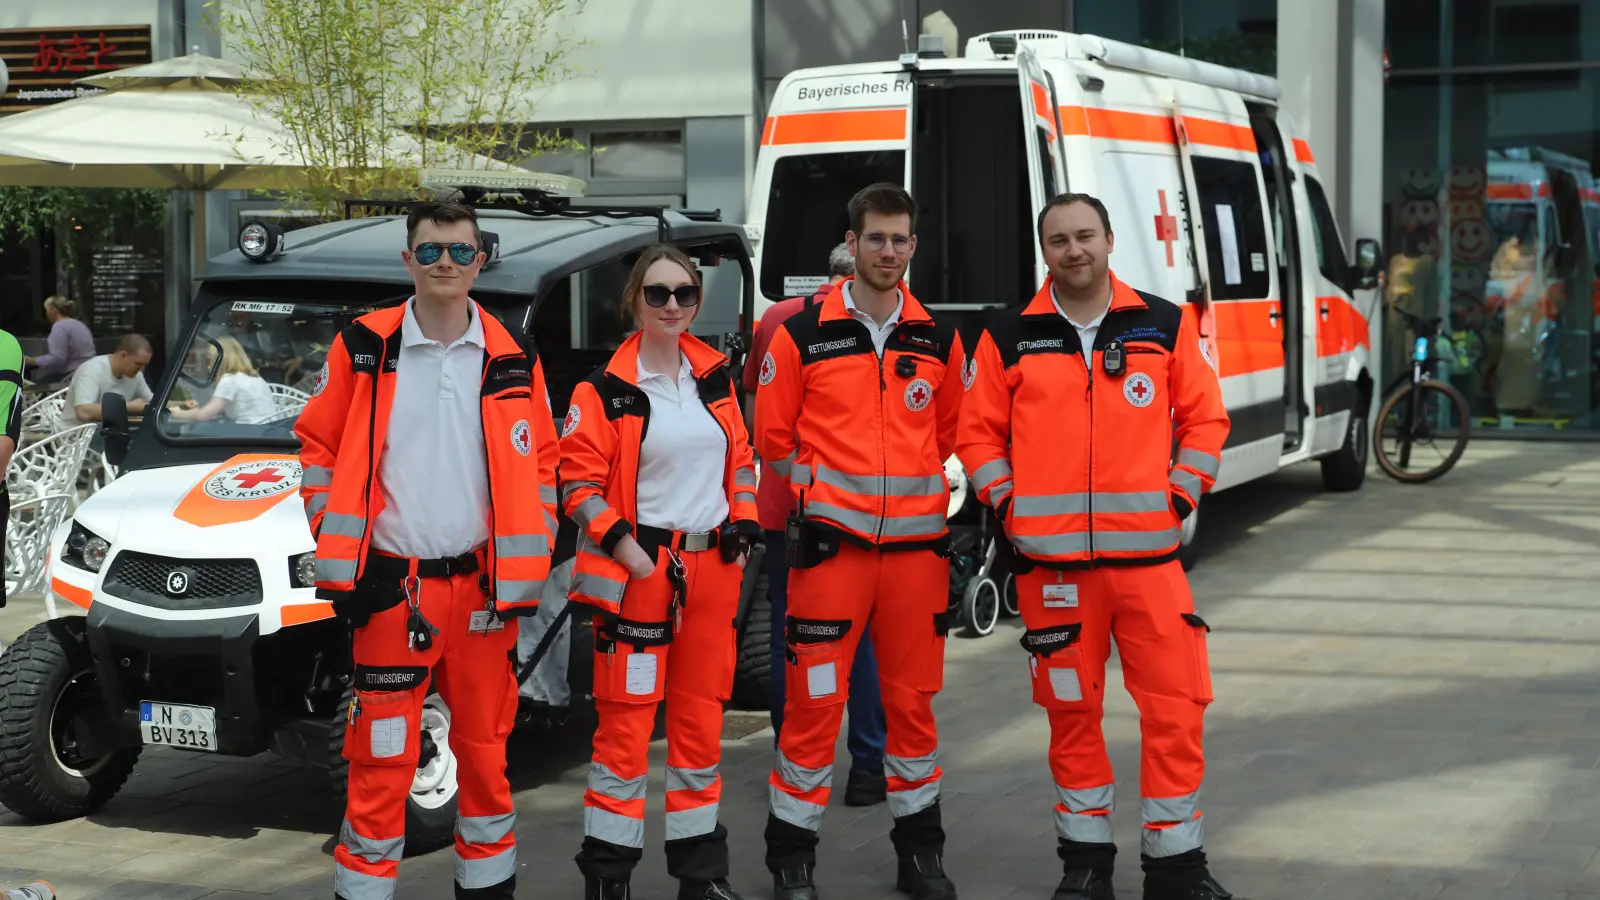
[157,297,395,444]
[1486,201,1543,276]
[759,150,904,300]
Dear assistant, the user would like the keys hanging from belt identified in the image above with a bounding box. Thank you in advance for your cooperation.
[403,574,439,652]
[666,547,687,634]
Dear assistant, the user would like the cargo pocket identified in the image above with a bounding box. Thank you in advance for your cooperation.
[916,611,952,694]
[1020,623,1088,711]
[593,618,672,704]
[785,617,853,709]
[343,690,419,766]
[1182,612,1214,703]
[716,617,739,703]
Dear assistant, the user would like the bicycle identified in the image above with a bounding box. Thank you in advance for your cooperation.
[1373,307,1472,483]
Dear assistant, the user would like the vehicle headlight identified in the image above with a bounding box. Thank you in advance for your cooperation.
[63,520,111,573]
[290,551,317,588]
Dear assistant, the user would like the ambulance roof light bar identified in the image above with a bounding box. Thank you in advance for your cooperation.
[900,32,949,69]
[1076,33,1282,101]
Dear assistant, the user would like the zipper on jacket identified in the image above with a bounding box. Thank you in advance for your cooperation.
[1085,351,1095,567]
[876,341,889,543]
[480,352,503,615]
[358,345,381,579]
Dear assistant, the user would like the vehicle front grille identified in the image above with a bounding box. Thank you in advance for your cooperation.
[102,551,262,610]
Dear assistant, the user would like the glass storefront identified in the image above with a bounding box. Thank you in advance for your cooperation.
[1385,0,1600,433]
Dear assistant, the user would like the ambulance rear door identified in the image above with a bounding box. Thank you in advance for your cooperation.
[1016,47,1069,286]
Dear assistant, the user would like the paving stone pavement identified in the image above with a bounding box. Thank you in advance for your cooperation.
[5,443,1600,899]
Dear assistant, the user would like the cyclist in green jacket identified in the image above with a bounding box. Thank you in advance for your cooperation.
[1,328,24,609]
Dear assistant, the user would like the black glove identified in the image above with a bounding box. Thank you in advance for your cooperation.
[720,519,759,564]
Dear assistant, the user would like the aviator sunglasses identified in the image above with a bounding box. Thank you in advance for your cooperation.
[411,241,480,266]
[642,284,701,308]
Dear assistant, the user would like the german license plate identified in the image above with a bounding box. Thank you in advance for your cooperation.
[138,701,218,752]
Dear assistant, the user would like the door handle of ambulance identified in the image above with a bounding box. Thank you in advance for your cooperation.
[1319,302,1331,319]
[1267,308,1282,322]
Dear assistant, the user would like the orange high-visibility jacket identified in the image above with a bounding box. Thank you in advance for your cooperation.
[753,279,965,548]
[956,273,1229,568]
[295,301,560,616]
[559,332,759,615]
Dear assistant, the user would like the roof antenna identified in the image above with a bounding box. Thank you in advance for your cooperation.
[900,0,911,53]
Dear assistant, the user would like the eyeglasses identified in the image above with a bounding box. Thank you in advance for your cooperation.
[861,232,914,254]
[411,242,480,266]
[642,284,701,308]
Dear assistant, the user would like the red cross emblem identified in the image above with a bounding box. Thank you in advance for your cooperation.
[1123,373,1155,408]
[904,378,933,412]
[233,467,284,489]
[1130,381,1149,401]
[1153,190,1179,268]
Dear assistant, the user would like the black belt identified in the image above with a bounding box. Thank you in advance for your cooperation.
[635,524,718,560]
[365,548,482,581]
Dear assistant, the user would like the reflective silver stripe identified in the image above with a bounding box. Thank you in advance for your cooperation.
[1141,814,1203,858]
[456,812,516,846]
[886,779,941,818]
[735,467,758,488]
[971,458,1013,492]
[544,509,559,536]
[734,488,756,502]
[1142,793,1198,824]
[1056,785,1116,841]
[665,803,720,841]
[495,534,550,559]
[988,482,1012,507]
[1014,493,1088,516]
[807,501,945,539]
[334,863,396,900]
[540,484,558,505]
[570,572,626,603]
[1056,809,1114,843]
[572,496,610,528]
[775,751,832,793]
[496,579,543,603]
[812,464,945,498]
[804,501,876,534]
[1061,784,1115,813]
[1013,492,1169,517]
[340,819,404,864]
[303,465,334,487]
[1093,491,1171,514]
[1095,528,1180,551]
[584,806,645,848]
[320,512,367,538]
[1169,468,1203,501]
[589,762,647,801]
[666,764,720,794]
[766,452,796,477]
[305,492,328,524]
[455,844,516,889]
[884,752,938,783]
[791,464,812,487]
[562,481,600,502]
[316,557,359,583]
[1011,533,1089,556]
[769,784,827,831]
[882,512,947,538]
[1176,448,1221,478]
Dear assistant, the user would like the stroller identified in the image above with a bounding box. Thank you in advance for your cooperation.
[946,505,1021,638]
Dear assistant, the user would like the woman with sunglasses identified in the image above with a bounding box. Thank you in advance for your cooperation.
[560,244,760,900]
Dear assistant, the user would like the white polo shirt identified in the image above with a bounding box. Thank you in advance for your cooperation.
[1053,286,1109,369]
[841,281,903,356]
[634,354,729,534]
[369,299,490,559]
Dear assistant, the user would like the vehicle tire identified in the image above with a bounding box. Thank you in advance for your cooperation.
[0,618,140,822]
[1177,504,1201,572]
[1373,380,1471,484]
[329,687,458,857]
[1000,573,1019,619]
[731,573,772,711]
[959,577,1000,638]
[1320,409,1369,492]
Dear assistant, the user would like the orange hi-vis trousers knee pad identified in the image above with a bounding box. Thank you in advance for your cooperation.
[335,568,520,900]
[1016,561,1213,861]
[764,543,950,871]
[577,542,743,883]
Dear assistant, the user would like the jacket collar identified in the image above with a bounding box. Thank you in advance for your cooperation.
[360,298,521,357]
[1022,271,1147,316]
[604,330,729,386]
[816,276,934,327]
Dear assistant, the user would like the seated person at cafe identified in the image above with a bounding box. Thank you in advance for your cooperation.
[167,335,278,426]
[57,333,154,434]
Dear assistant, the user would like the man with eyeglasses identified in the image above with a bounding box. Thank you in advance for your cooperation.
[754,183,965,900]
[297,200,562,900]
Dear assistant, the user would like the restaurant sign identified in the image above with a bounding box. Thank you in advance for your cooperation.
[0,25,153,115]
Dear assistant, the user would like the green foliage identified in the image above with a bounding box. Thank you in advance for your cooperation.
[211,0,590,217]
[1145,31,1277,76]
[0,186,168,270]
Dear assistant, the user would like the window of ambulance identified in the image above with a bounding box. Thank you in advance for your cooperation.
[1305,176,1351,289]
[759,150,905,301]
[1191,156,1272,300]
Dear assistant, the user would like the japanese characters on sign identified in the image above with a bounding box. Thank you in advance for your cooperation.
[0,25,152,115]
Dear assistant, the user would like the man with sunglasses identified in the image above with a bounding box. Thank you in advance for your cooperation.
[754,184,965,900]
[297,200,562,900]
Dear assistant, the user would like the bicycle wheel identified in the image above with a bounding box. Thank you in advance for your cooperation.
[1373,379,1471,483]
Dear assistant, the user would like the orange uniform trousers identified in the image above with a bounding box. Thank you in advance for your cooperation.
[335,566,520,900]
[765,543,949,871]
[576,541,742,883]
[1017,561,1212,867]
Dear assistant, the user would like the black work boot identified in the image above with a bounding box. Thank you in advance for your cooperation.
[1053,868,1116,899]
[584,876,631,900]
[1144,866,1241,900]
[844,767,888,806]
[895,853,957,900]
[772,863,818,900]
[677,878,744,900]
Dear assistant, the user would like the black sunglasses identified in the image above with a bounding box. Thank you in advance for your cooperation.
[642,284,701,308]
[412,242,480,266]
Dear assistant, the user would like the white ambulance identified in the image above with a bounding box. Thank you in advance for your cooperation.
[746,29,1387,556]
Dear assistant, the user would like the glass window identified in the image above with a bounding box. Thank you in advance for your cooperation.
[1304,175,1350,289]
[1191,155,1272,300]
[1035,129,1058,199]
[759,150,905,300]
[590,131,684,180]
